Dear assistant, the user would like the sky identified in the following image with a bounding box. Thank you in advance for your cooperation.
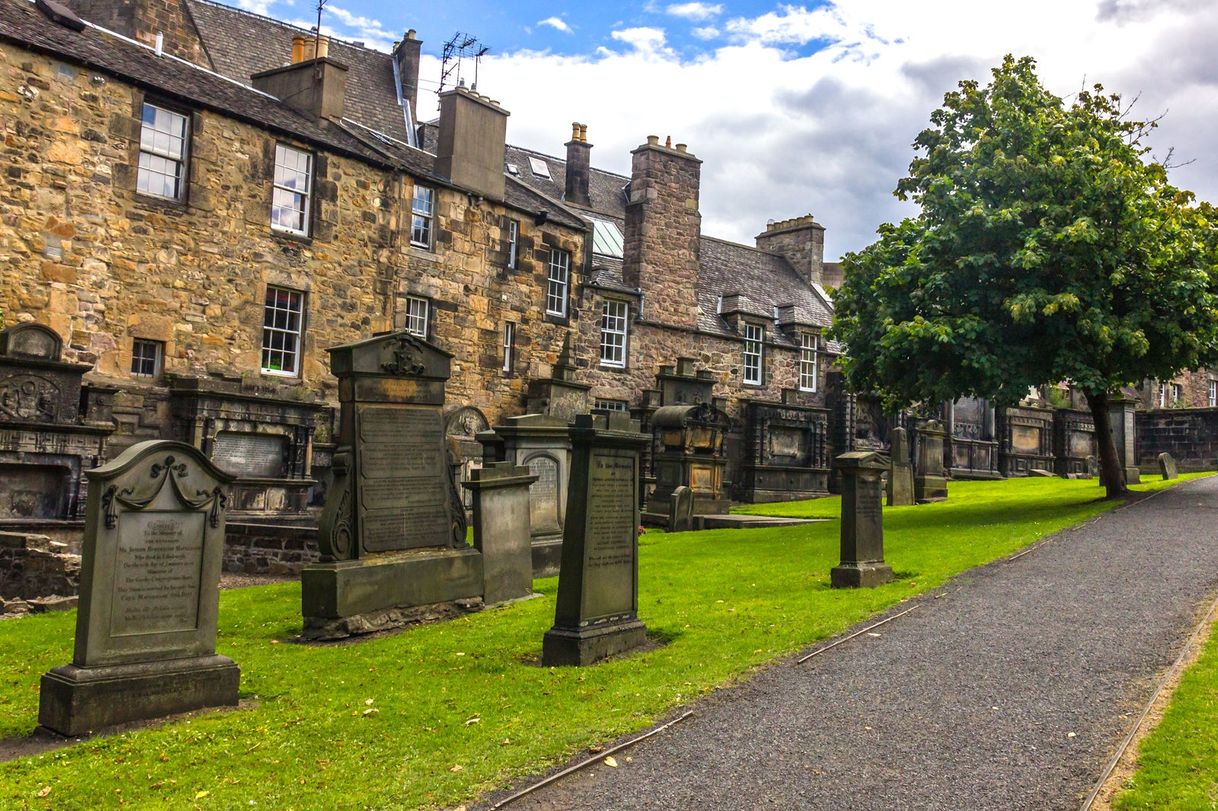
[230,0,1218,260]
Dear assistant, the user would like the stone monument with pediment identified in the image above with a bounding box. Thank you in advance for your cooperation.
[302,331,481,639]
[38,440,238,736]
[831,451,894,588]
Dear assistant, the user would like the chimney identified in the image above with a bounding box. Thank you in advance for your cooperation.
[622,135,702,329]
[435,86,510,200]
[392,30,423,126]
[564,122,591,208]
[67,0,210,67]
[755,215,826,288]
[251,42,348,122]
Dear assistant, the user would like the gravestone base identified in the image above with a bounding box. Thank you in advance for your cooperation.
[542,619,648,667]
[301,548,483,638]
[301,597,483,641]
[39,655,239,737]
[531,534,564,578]
[830,562,894,589]
[914,475,948,503]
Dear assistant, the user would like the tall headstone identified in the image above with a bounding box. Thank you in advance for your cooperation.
[913,419,949,503]
[543,414,649,666]
[1158,452,1178,480]
[1107,396,1141,485]
[831,451,893,588]
[39,441,238,736]
[886,427,915,507]
[668,485,694,532]
[303,331,480,639]
[463,462,538,606]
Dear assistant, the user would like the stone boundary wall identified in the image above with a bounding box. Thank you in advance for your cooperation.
[223,523,320,575]
[1136,408,1218,472]
[0,531,81,602]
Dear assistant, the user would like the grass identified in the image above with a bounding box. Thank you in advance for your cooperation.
[0,475,1205,810]
[1114,613,1218,809]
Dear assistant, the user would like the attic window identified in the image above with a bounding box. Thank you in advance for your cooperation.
[589,218,625,258]
[528,157,552,180]
[506,163,520,175]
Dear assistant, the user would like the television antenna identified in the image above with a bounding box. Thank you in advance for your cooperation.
[439,32,490,94]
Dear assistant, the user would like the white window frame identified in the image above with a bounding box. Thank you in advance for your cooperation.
[411,185,434,248]
[507,219,519,269]
[546,250,570,318]
[271,143,313,236]
[743,323,764,386]
[137,102,189,201]
[600,300,629,368]
[1171,383,1183,406]
[261,285,305,377]
[798,332,818,392]
[404,295,429,338]
[1157,382,1168,408]
[130,338,163,377]
[1209,380,1217,408]
[594,398,629,413]
[502,322,516,373]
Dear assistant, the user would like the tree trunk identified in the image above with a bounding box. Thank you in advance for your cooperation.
[1084,389,1129,500]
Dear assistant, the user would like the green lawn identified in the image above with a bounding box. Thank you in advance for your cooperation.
[0,475,1204,810]
[1114,614,1218,809]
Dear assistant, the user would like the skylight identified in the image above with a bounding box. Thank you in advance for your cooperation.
[590,218,625,258]
[528,156,552,179]
[506,163,519,175]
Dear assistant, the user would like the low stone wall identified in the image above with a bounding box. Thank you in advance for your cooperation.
[1136,408,1218,472]
[0,531,81,610]
[224,522,320,575]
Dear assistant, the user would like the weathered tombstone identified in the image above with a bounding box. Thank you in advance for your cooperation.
[303,331,480,639]
[1084,455,1098,478]
[668,485,694,532]
[39,441,238,736]
[913,419,949,503]
[463,462,538,606]
[1028,468,1054,477]
[831,451,894,588]
[886,427,915,507]
[543,414,649,666]
[1158,452,1178,480]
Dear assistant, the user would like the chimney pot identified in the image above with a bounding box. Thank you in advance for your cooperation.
[579,124,588,141]
[647,134,659,146]
[571,122,581,142]
[406,28,417,40]
[675,143,687,153]
[665,135,672,148]
[291,35,306,63]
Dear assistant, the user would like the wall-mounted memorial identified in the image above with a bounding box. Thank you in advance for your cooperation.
[738,395,831,503]
[645,402,731,525]
[303,331,480,639]
[543,414,649,666]
[38,440,238,736]
[997,404,1055,477]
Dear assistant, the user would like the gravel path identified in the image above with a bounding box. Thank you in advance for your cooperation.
[496,477,1218,811]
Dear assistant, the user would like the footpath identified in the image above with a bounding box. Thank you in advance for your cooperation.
[497,476,1218,810]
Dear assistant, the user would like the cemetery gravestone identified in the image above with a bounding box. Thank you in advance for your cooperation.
[1158,452,1178,480]
[668,485,694,532]
[914,420,949,503]
[39,441,238,736]
[886,427,915,507]
[463,462,538,606]
[831,451,894,588]
[543,414,649,666]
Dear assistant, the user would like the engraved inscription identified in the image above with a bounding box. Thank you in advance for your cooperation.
[857,478,883,521]
[111,511,205,637]
[212,432,287,479]
[527,455,560,533]
[582,451,636,621]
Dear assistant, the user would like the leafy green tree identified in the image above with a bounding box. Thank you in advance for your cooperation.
[831,55,1218,498]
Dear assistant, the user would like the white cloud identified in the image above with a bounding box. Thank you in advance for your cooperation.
[692,26,720,40]
[538,16,573,34]
[237,0,274,15]
[419,1,1218,259]
[666,2,724,21]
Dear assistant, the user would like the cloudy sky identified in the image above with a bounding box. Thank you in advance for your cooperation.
[233,0,1218,260]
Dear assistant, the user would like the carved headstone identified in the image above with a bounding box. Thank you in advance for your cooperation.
[831,451,893,588]
[886,427,915,507]
[543,414,649,666]
[463,462,538,606]
[1158,452,1178,480]
[913,419,949,503]
[1085,455,1098,478]
[39,441,238,736]
[668,485,694,532]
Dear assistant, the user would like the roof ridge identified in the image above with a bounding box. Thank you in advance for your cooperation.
[505,143,630,182]
[186,0,391,54]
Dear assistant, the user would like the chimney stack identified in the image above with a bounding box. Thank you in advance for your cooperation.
[435,87,510,200]
[252,38,348,122]
[564,122,592,208]
[392,30,423,127]
[755,215,826,288]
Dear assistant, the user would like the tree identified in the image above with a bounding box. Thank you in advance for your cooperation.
[831,55,1218,498]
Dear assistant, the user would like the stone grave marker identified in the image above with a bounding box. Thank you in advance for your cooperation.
[463,462,538,606]
[914,420,949,503]
[1085,455,1098,478]
[543,414,649,666]
[39,440,238,736]
[1158,452,1178,480]
[831,451,894,588]
[668,485,695,532]
[886,427,915,507]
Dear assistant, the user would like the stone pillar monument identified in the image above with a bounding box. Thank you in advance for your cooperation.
[886,426,915,507]
[831,451,893,588]
[463,462,538,606]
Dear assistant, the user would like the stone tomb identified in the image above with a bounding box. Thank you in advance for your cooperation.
[1158,452,1178,480]
[304,332,480,639]
[913,420,949,503]
[39,441,238,736]
[463,462,538,606]
[831,451,894,588]
[543,414,649,666]
[886,427,915,507]
[645,402,731,525]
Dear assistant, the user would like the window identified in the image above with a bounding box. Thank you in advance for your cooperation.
[1209,380,1217,408]
[130,339,163,377]
[528,156,551,179]
[405,295,429,338]
[600,300,629,368]
[411,185,434,248]
[742,323,764,385]
[271,143,312,236]
[502,322,515,373]
[1157,382,1168,408]
[546,250,570,318]
[507,219,519,269]
[589,218,625,258]
[1171,383,1184,405]
[798,332,818,392]
[137,103,189,200]
[261,286,305,376]
[594,398,629,413]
